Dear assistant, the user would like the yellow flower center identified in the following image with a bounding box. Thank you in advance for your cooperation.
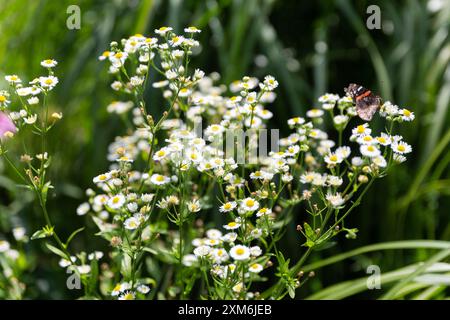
[0,95,6,102]
[224,203,232,210]
[235,248,245,255]
[114,52,123,59]
[45,59,53,64]
[357,125,365,133]
[403,109,411,116]
[397,145,405,152]
[99,174,107,181]
[102,51,110,57]
[367,146,375,152]
[330,155,338,162]
[112,197,120,204]
[156,175,165,182]
[245,199,255,207]
[228,222,237,227]
[377,137,386,143]
[45,79,53,85]
[363,136,372,142]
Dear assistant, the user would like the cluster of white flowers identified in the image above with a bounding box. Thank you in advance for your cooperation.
[69,27,415,300]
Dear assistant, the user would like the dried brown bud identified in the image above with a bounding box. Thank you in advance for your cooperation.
[110,236,122,247]
[308,271,315,278]
[20,154,33,163]
[296,224,302,232]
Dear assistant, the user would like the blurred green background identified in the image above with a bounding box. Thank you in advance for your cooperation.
[0,0,449,298]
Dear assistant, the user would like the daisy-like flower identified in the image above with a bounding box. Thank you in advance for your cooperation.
[27,97,39,105]
[326,193,345,208]
[240,197,259,212]
[0,92,10,107]
[98,51,111,61]
[351,124,371,138]
[184,26,201,33]
[206,229,222,240]
[360,144,381,158]
[155,26,173,35]
[212,248,229,263]
[187,199,201,213]
[352,156,364,167]
[205,124,224,137]
[221,232,238,243]
[327,175,343,187]
[399,108,415,121]
[5,75,21,84]
[178,87,191,97]
[256,207,272,217]
[262,75,278,90]
[137,285,150,294]
[336,146,351,159]
[93,172,111,184]
[141,193,155,203]
[152,80,169,88]
[372,155,387,168]
[287,117,305,127]
[23,114,38,124]
[40,59,58,68]
[391,141,412,154]
[107,194,126,209]
[250,246,262,256]
[182,254,198,267]
[169,35,185,47]
[124,217,140,230]
[334,115,349,125]
[380,101,399,117]
[324,153,343,165]
[39,76,59,88]
[223,221,241,230]
[127,202,138,213]
[357,134,377,145]
[248,263,263,273]
[376,133,391,146]
[119,291,136,300]
[229,245,251,260]
[16,87,32,97]
[109,51,128,67]
[193,245,211,257]
[318,93,339,104]
[150,174,170,185]
[306,108,324,118]
[153,147,171,161]
[111,283,131,297]
[393,153,407,163]
[219,201,237,213]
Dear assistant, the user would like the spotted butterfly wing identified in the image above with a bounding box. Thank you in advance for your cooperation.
[344,83,381,121]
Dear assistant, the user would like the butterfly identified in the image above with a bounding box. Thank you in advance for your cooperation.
[344,83,382,121]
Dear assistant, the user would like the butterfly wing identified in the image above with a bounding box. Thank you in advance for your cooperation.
[355,94,381,121]
[344,83,381,121]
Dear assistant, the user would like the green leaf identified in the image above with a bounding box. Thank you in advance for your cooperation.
[65,227,85,247]
[288,285,296,299]
[45,243,68,260]
[31,226,54,240]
